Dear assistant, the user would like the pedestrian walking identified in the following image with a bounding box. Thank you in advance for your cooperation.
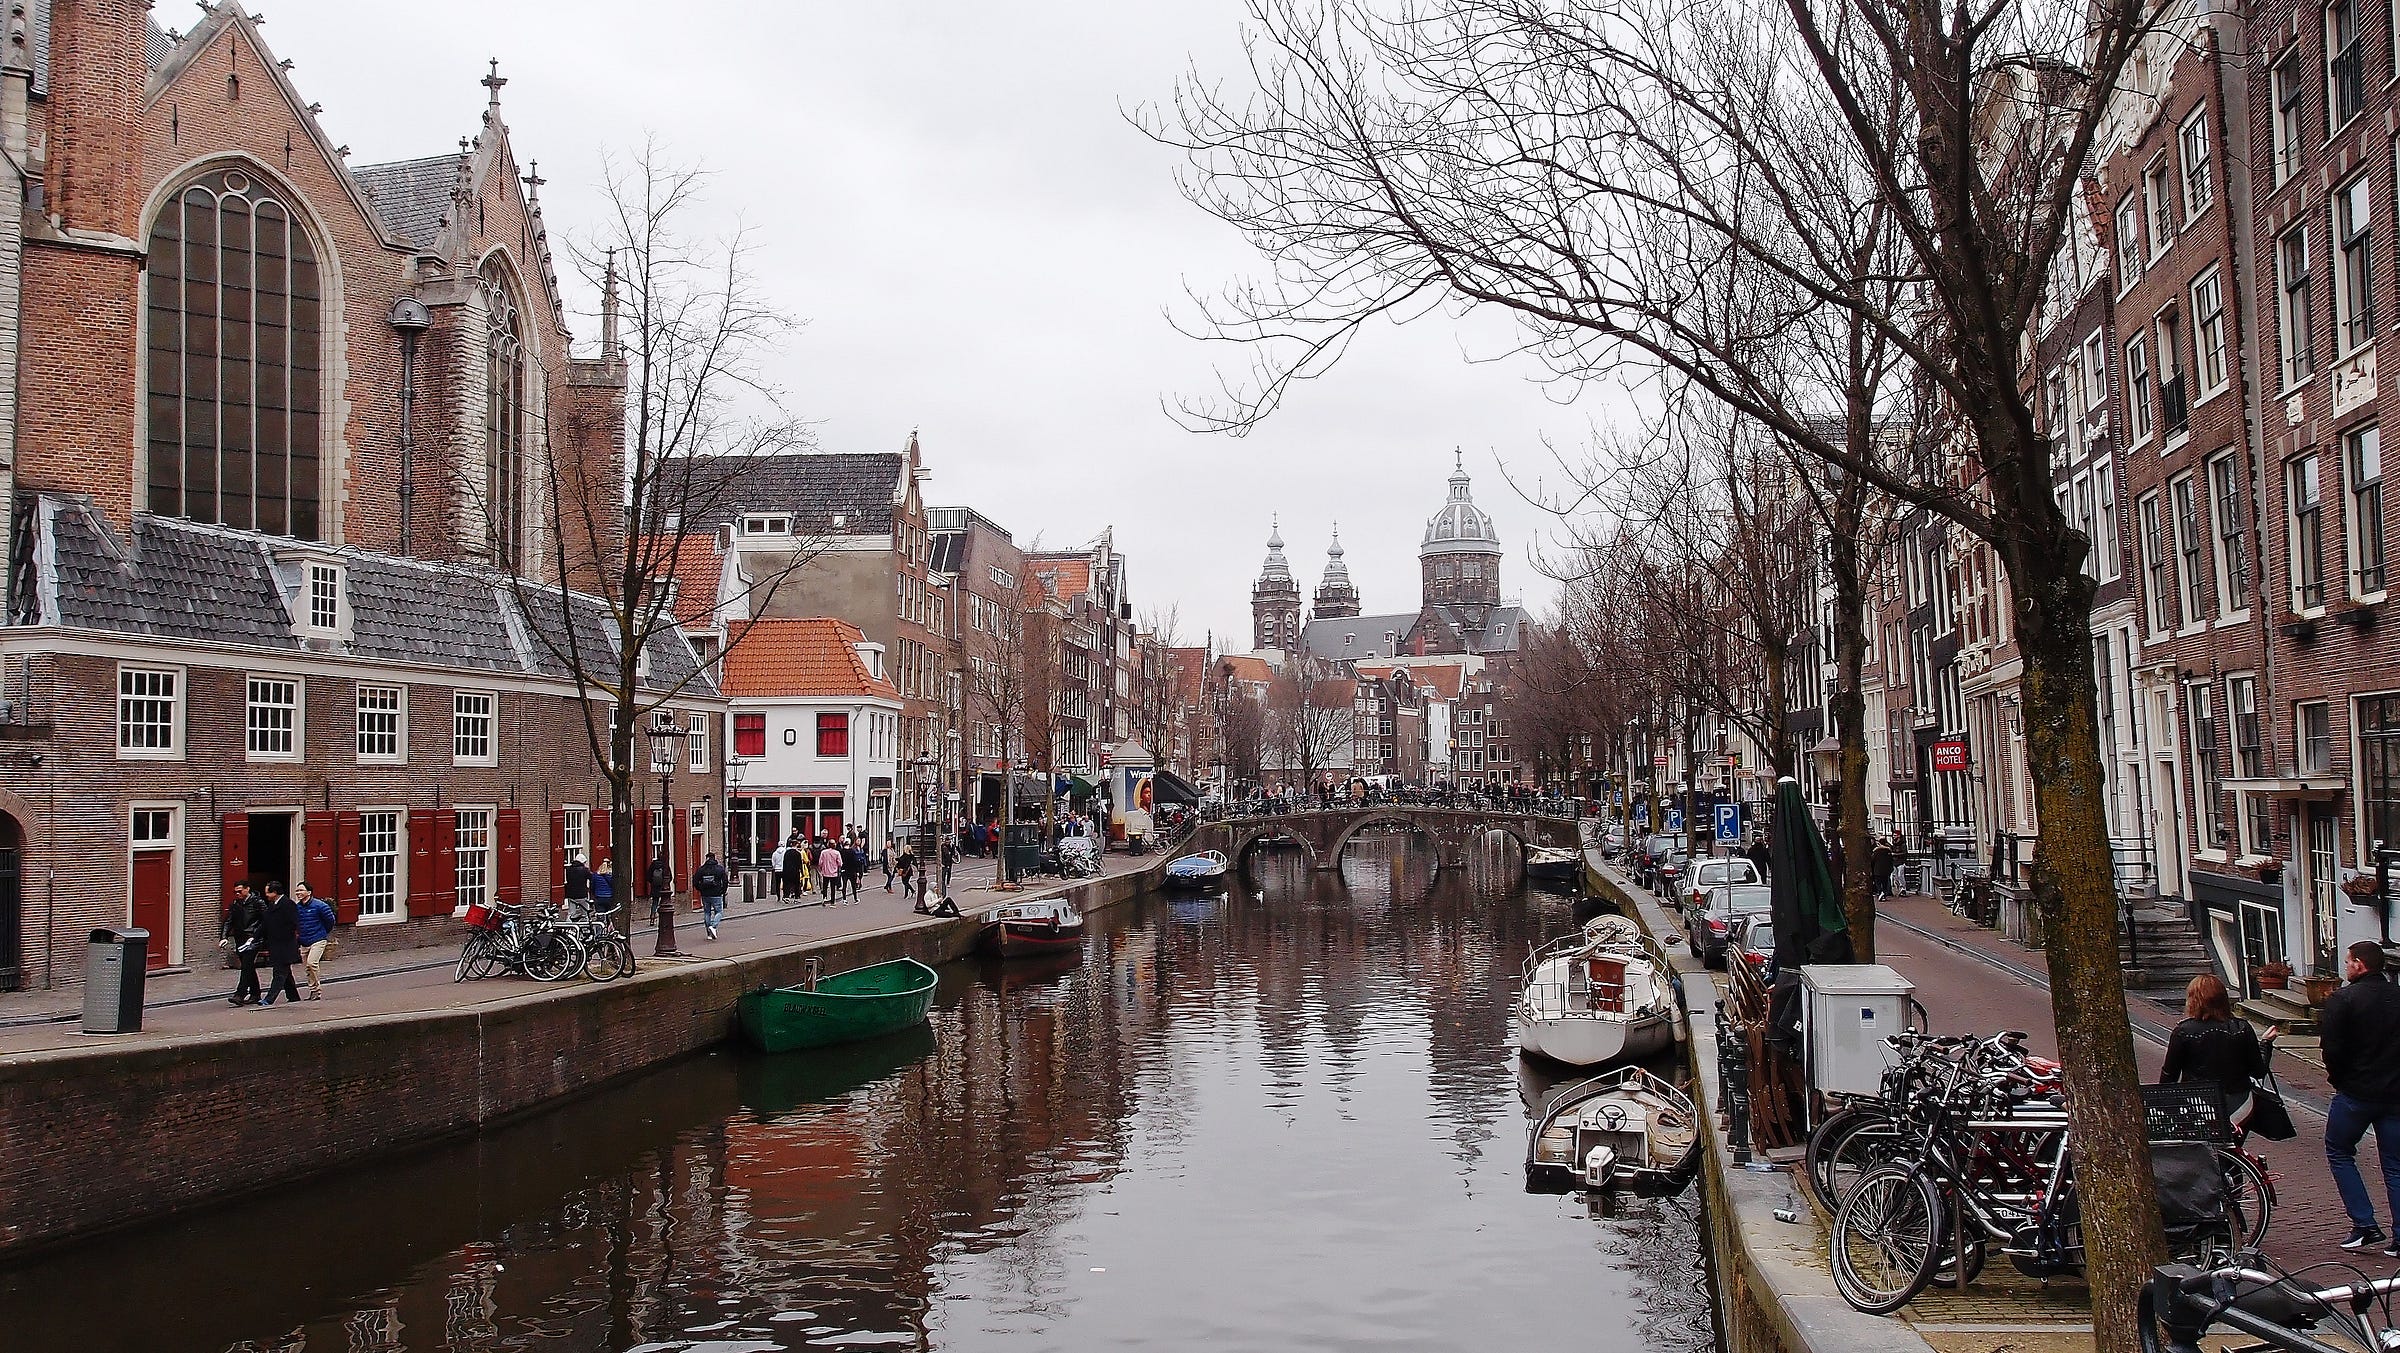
[819,839,844,901]
[2161,974,2276,1133]
[646,851,673,924]
[693,851,730,941]
[258,882,302,1007]
[592,858,617,913]
[292,880,336,1000]
[2323,940,2400,1253]
[898,842,917,901]
[1869,838,1896,901]
[881,836,897,892]
[222,881,266,1006]
[565,853,593,908]
[844,838,866,902]
[939,834,956,894]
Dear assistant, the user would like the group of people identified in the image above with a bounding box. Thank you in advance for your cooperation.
[220,879,336,1007]
[766,830,881,904]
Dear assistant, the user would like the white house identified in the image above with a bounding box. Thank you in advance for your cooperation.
[722,618,903,866]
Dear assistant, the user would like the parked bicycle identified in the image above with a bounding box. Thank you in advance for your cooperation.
[2140,1249,2400,1353]
[455,900,632,984]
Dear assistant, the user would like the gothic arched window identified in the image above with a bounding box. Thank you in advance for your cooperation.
[481,259,527,569]
[145,167,324,537]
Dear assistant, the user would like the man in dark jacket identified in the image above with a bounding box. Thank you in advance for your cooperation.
[646,852,673,922]
[257,882,303,1007]
[564,854,593,908]
[222,882,266,1005]
[693,852,730,941]
[2322,940,2400,1252]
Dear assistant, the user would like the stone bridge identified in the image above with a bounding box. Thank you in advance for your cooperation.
[1188,807,1582,876]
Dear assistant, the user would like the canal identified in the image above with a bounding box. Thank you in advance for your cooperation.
[2,835,1716,1352]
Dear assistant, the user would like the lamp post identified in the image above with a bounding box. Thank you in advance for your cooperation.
[647,713,686,957]
[912,753,936,912]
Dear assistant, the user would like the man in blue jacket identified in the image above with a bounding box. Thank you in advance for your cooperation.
[292,880,337,1001]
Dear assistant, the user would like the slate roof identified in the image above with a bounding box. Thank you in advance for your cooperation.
[719,618,898,701]
[680,452,904,536]
[1427,604,1525,655]
[30,496,711,695]
[1300,612,1420,663]
[351,154,463,249]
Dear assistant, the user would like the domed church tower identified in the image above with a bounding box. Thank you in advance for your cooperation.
[1419,454,1502,626]
[1312,527,1362,620]
[1251,518,1303,652]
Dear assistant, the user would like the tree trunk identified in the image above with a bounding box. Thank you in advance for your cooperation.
[609,704,636,938]
[1761,634,1795,778]
[1827,525,1876,962]
[2010,516,2166,1343]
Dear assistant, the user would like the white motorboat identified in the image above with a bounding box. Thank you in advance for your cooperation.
[1514,915,1676,1068]
[1525,1065,1702,1190]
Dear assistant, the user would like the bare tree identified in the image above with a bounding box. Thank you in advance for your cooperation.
[1217,674,1269,796]
[1158,0,2176,1327]
[960,561,1054,885]
[1131,606,1189,774]
[1268,658,1355,800]
[505,144,816,935]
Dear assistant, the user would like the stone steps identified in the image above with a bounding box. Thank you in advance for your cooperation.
[2118,909,2216,992]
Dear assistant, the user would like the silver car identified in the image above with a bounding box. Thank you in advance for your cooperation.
[1687,882,1774,968]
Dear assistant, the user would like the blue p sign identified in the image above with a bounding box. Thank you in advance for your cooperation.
[1665,807,1684,833]
[1715,802,1741,843]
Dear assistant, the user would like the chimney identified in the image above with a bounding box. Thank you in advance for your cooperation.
[46,0,149,237]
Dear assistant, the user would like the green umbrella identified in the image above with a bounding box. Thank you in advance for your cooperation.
[1769,776,1847,970]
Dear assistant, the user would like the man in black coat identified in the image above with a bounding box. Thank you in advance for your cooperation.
[565,855,593,908]
[692,852,730,941]
[257,882,303,1007]
[2323,940,2400,1253]
[222,882,267,1005]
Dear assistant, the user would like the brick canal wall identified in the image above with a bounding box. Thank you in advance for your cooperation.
[1582,851,1933,1353]
[0,862,1168,1260]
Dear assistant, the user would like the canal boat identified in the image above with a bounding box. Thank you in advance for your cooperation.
[1525,1065,1701,1191]
[980,898,1086,958]
[1515,916,1676,1068]
[1524,845,1580,884]
[737,958,940,1054]
[1162,849,1230,890]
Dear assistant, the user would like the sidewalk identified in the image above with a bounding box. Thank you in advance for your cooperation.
[1875,892,2361,1281]
[0,848,1150,1058]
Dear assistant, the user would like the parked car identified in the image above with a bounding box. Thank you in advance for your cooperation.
[1687,883,1775,968]
[1730,913,1777,976]
[1684,857,1765,916]
[1601,826,1627,859]
[1654,848,1693,899]
[1634,833,1677,887]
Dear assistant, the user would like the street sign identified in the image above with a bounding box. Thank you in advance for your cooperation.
[1665,807,1685,833]
[1715,802,1741,843]
[1653,753,1671,767]
[1931,739,1970,773]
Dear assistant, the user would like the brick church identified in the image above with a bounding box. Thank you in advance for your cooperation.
[0,2,716,989]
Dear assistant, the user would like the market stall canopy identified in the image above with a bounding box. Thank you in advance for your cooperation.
[1152,769,1204,805]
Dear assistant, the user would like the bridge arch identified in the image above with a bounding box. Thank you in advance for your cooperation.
[1324,808,1534,873]
[1228,822,1320,875]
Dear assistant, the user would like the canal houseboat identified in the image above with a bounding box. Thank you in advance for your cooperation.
[1514,916,1675,1068]
[980,898,1087,958]
[1525,1066,1701,1190]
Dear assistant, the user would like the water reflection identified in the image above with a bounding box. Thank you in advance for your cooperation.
[2,835,1713,1353]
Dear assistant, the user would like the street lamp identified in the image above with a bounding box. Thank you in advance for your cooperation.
[911,753,937,912]
[646,712,687,957]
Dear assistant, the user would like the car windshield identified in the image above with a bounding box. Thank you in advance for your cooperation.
[1695,860,1757,886]
[1720,887,1774,914]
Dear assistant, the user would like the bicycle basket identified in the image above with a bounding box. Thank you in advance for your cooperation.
[2141,1083,2230,1143]
[462,902,501,932]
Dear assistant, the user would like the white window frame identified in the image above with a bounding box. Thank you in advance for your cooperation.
[2208,450,2252,621]
[563,806,589,866]
[453,807,494,914]
[244,674,303,762]
[2279,226,2315,391]
[2292,454,2330,614]
[2346,421,2387,600]
[2273,48,2307,185]
[2170,473,2209,630]
[2180,108,2214,220]
[356,683,406,764]
[116,664,183,760]
[452,691,497,766]
[2095,461,2122,583]
[305,562,344,636]
[687,712,711,772]
[2192,268,2229,399]
[2334,174,2376,356]
[740,513,793,537]
[2144,155,2176,259]
[357,808,404,925]
[2125,335,2154,447]
[2115,194,2144,291]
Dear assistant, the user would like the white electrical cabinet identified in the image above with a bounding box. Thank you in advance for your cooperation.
[1799,964,1916,1098]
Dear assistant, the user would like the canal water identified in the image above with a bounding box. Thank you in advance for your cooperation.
[3,836,1716,1352]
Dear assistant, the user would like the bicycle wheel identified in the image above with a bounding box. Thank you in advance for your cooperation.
[583,933,634,982]
[523,929,584,983]
[455,931,495,982]
[1806,1107,1900,1211]
[2213,1147,2272,1250]
[1830,1163,1944,1314]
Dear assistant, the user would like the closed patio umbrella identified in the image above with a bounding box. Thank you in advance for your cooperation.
[1768,775,1849,972]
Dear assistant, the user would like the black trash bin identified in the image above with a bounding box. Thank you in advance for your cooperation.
[82,926,148,1034]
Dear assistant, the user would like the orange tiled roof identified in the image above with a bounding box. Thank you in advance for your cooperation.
[641,534,725,627]
[1219,654,1276,686]
[1356,659,1467,700]
[1027,554,1092,600]
[720,617,901,701]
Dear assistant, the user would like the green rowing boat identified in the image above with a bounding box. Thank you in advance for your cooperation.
[736,958,940,1054]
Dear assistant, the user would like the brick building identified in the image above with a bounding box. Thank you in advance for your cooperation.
[0,4,717,989]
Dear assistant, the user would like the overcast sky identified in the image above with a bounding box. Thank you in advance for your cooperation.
[260,0,1622,647]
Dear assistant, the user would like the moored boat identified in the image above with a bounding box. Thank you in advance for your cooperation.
[980,898,1086,958]
[1524,845,1580,883]
[1163,849,1230,890]
[737,958,940,1054]
[1525,1065,1701,1191]
[1515,916,1676,1068]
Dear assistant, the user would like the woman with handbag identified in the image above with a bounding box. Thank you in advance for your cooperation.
[2162,973,2281,1138]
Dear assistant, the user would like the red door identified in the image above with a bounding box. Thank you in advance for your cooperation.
[130,849,174,969]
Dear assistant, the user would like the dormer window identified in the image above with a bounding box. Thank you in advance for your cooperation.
[831,513,848,530]
[307,563,342,634]
[741,513,793,537]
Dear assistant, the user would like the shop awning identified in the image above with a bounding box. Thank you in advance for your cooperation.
[1152,768,1204,804]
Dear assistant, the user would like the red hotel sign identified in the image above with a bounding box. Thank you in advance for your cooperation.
[1930,739,1970,773]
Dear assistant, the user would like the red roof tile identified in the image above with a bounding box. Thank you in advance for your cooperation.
[641,534,725,627]
[720,617,901,700]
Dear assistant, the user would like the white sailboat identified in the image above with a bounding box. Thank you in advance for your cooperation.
[1515,915,1676,1068]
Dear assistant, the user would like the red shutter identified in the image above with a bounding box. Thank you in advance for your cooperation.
[593,808,613,870]
[495,808,522,905]
[304,814,338,905]
[220,814,250,914]
[673,808,690,891]
[334,811,363,925]
[548,807,567,902]
[433,814,458,913]
[406,814,443,917]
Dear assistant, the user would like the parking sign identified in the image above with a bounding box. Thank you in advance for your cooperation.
[1665,807,1684,833]
[1715,802,1741,843]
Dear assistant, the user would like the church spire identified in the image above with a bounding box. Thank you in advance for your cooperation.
[1312,524,1361,620]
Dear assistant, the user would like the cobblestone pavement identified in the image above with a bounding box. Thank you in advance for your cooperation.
[0,847,1156,1057]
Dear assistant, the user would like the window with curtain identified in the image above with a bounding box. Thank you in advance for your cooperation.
[481,259,527,570]
[145,167,323,538]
